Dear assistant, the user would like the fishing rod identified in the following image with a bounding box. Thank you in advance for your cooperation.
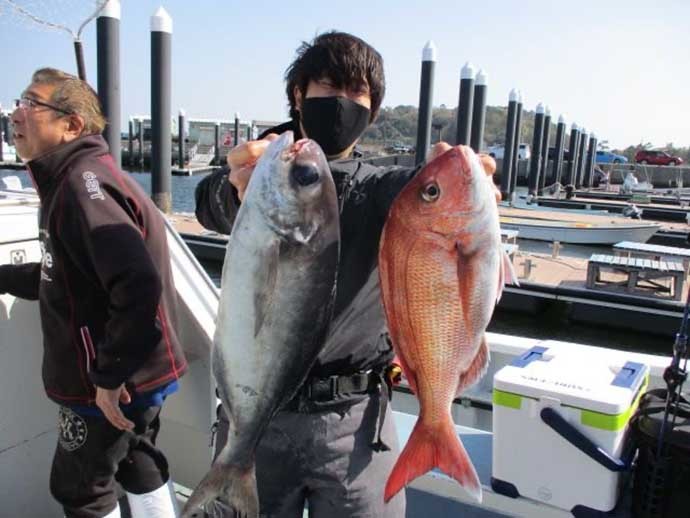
[1,0,108,81]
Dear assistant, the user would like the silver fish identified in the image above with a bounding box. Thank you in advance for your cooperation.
[182,132,340,517]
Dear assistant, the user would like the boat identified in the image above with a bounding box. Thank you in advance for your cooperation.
[499,206,661,245]
[0,182,681,517]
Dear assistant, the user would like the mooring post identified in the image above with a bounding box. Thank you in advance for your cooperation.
[575,128,588,189]
[414,41,436,166]
[552,115,567,186]
[583,133,597,188]
[234,112,240,147]
[127,117,133,167]
[455,62,475,146]
[528,102,545,199]
[97,0,121,168]
[564,122,580,188]
[509,91,523,199]
[538,106,552,194]
[214,122,221,165]
[178,108,185,168]
[150,6,172,213]
[470,69,487,153]
[500,89,519,201]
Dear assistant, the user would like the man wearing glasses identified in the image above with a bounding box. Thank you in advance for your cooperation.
[1,68,186,518]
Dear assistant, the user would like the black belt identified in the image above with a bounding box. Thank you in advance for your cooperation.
[303,369,378,402]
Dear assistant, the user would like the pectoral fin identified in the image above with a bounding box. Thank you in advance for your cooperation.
[456,335,490,396]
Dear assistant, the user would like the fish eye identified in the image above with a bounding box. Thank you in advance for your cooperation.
[420,182,440,202]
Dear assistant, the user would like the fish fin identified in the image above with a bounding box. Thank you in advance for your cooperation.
[181,460,258,518]
[253,240,280,337]
[503,250,519,287]
[456,335,490,395]
[384,417,482,503]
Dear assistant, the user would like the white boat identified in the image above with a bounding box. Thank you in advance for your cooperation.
[0,182,676,517]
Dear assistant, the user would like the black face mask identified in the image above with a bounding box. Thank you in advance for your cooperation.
[300,96,370,157]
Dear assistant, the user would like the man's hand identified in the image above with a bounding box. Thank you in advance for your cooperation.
[227,134,279,201]
[429,142,501,203]
[95,385,135,431]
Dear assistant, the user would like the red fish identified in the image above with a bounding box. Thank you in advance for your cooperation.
[379,145,517,502]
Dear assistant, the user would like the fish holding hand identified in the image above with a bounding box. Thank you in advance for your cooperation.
[379,144,517,503]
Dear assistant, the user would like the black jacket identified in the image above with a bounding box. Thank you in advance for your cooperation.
[195,121,416,378]
[0,135,187,405]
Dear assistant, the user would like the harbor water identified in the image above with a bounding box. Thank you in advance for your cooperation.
[1,168,676,358]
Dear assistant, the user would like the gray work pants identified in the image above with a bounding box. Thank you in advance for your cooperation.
[212,393,405,518]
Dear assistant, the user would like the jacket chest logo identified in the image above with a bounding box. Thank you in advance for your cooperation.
[82,171,105,201]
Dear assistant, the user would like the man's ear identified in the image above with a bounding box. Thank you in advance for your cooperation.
[293,86,303,113]
[63,114,86,142]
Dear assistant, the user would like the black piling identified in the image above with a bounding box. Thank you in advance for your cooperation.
[551,115,567,186]
[563,123,580,188]
[500,89,519,201]
[583,133,597,188]
[414,41,436,165]
[214,122,221,165]
[538,106,551,194]
[470,69,487,153]
[150,7,172,213]
[246,123,252,142]
[0,109,4,162]
[97,0,121,168]
[127,117,133,166]
[137,118,144,168]
[178,109,185,168]
[527,103,545,198]
[234,113,240,147]
[575,129,588,189]
[455,62,474,146]
[509,92,523,198]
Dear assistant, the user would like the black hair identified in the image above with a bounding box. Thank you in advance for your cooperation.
[285,31,385,123]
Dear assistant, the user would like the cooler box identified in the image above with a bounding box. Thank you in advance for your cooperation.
[491,345,648,514]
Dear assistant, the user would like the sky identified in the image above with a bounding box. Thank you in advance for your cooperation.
[1,0,688,150]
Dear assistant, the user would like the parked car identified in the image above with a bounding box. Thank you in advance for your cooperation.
[385,143,413,154]
[595,150,628,164]
[486,143,530,160]
[634,149,684,166]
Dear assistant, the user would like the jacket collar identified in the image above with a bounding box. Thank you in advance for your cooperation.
[27,134,110,198]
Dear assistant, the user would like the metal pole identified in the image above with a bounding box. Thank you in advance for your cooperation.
[500,89,519,201]
[575,128,588,189]
[215,122,221,165]
[137,118,144,168]
[509,91,523,198]
[0,108,4,163]
[234,112,240,147]
[127,117,133,167]
[563,123,580,187]
[583,133,597,188]
[538,106,551,194]
[455,62,474,145]
[528,103,545,198]
[470,69,487,153]
[414,41,436,165]
[552,115,567,186]
[150,7,172,213]
[97,0,121,168]
[74,40,87,81]
[246,124,252,142]
[178,109,185,168]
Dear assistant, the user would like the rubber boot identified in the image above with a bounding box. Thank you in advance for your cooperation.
[126,479,179,518]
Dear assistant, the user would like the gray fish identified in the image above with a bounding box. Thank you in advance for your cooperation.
[182,132,340,517]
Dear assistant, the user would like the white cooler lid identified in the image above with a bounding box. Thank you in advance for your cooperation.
[494,345,648,415]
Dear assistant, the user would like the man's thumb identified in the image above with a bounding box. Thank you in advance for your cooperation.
[119,386,132,404]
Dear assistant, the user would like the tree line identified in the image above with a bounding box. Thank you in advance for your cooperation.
[361,105,689,162]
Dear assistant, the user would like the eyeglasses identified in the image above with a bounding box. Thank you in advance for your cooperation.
[14,96,73,115]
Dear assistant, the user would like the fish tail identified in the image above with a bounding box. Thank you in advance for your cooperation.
[181,459,258,518]
[384,418,482,503]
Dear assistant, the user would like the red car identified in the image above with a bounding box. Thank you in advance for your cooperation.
[634,149,684,166]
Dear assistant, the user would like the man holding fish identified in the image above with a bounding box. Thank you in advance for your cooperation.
[192,31,503,518]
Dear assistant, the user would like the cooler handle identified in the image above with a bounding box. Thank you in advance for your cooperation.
[540,407,628,472]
